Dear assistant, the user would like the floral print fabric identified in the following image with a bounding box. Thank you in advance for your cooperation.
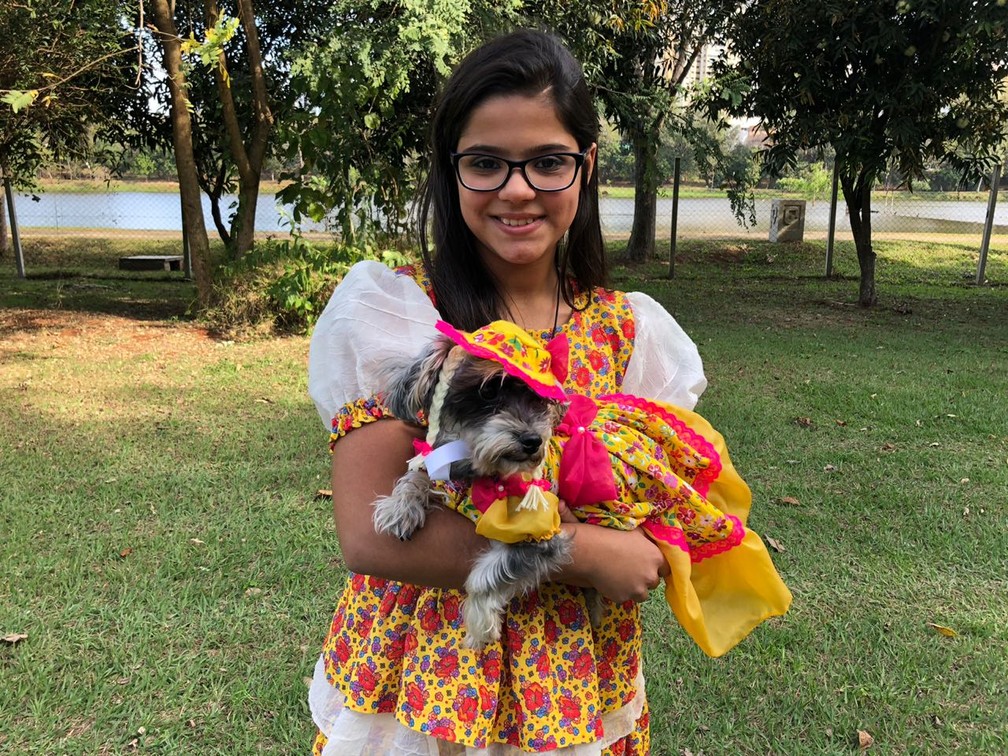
[318,272,646,751]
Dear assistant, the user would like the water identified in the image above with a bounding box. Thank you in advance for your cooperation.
[12,189,1007,236]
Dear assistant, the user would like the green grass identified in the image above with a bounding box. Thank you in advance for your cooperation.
[1,235,1006,754]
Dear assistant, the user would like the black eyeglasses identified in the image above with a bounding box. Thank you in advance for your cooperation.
[450,149,589,192]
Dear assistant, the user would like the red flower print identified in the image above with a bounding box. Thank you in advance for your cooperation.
[356,665,379,694]
[618,618,636,642]
[385,637,405,663]
[536,651,551,677]
[379,588,397,614]
[405,681,426,712]
[590,326,608,346]
[587,350,606,371]
[397,584,418,608]
[506,628,525,654]
[544,618,561,644]
[442,594,461,624]
[608,331,622,352]
[574,366,591,387]
[621,319,635,340]
[479,684,496,715]
[559,694,581,721]
[481,655,501,683]
[351,573,366,591]
[522,682,549,713]
[419,605,442,634]
[556,599,582,627]
[428,717,456,740]
[433,649,459,679]
[403,630,418,655]
[597,658,613,682]
[572,649,594,679]
[356,612,374,638]
[453,688,479,724]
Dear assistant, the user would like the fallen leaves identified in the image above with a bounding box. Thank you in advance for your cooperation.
[777,496,801,506]
[2,632,28,645]
[926,622,958,638]
[766,536,786,553]
[857,729,875,749]
[118,547,133,559]
[794,416,814,428]
[316,489,333,499]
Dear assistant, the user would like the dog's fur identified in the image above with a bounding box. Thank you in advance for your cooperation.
[371,335,571,648]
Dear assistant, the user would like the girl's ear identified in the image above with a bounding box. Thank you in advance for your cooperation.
[584,142,598,183]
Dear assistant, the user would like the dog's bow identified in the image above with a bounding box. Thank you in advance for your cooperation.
[556,394,619,507]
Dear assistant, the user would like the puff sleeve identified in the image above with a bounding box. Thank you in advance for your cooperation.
[307,261,440,428]
[621,291,707,410]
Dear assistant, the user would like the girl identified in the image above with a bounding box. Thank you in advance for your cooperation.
[307,29,785,755]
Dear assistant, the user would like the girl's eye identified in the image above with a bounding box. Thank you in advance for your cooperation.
[533,155,568,173]
[469,156,503,173]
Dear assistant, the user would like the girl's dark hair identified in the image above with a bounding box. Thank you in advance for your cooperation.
[417,29,607,331]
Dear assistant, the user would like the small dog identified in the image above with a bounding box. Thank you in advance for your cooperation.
[371,332,572,648]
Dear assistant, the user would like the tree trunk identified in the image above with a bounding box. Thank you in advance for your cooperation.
[151,0,212,306]
[0,181,7,257]
[626,128,659,262]
[208,0,273,258]
[840,171,878,307]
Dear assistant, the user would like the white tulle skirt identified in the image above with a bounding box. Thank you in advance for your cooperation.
[309,656,647,755]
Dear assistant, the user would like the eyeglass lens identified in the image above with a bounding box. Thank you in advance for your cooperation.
[456,154,581,192]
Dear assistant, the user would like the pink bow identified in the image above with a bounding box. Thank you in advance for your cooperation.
[471,475,550,513]
[556,394,618,507]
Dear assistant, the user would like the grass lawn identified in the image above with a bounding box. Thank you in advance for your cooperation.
[1,234,1006,754]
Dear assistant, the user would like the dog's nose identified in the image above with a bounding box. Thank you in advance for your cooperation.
[517,433,542,455]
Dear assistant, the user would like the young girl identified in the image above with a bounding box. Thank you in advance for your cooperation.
[307,30,787,755]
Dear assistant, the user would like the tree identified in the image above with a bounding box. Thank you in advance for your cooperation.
[0,0,131,188]
[530,1,743,261]
[711,0,1008,306]
[278,0,518,243]
[149,0,213,303]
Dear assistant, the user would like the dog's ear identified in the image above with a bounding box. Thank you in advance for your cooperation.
[381,335,454,421]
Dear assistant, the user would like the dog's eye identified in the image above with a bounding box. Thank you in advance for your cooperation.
[478,380,502,401]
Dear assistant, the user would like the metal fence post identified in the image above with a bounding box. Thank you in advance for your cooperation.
[825,162,840,277]
[668,157,681,279]
[180,193,192,279]
[3,175,26,279]
[976,163,1001,286]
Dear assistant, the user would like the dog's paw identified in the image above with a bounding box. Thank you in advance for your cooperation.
[372,471,431,540]
[461,595,502,650]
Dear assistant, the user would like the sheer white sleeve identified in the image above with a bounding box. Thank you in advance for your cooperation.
[621,291,707,411]
[307,261,440,428]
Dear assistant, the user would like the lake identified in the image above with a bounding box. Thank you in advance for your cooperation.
[11,190,1007,237]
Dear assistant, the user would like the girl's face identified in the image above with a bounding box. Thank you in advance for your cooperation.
[454,91,596,278]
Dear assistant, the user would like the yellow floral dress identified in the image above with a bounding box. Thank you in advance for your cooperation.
[306,261,785,755]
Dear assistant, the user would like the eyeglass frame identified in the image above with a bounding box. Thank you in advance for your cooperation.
[449,148,591,193]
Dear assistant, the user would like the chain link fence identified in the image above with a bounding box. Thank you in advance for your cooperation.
[3,171,1006,281]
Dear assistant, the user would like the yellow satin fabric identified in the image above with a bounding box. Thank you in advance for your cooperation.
[474,489,562,544]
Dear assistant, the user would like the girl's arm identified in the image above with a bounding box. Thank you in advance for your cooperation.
[332,418,668,601]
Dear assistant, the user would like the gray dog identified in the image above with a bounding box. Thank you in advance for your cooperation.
[371,333,573,648]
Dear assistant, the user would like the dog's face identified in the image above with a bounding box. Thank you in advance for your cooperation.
[383,337,567,478]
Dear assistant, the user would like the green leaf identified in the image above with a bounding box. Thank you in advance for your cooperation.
[2,89,40,113]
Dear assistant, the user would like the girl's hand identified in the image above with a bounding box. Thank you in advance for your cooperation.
[556,503,668,604]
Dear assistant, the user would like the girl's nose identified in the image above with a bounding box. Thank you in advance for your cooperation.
[498,167,537,200]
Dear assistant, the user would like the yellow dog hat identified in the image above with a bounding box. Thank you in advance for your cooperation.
[435,320,568,400]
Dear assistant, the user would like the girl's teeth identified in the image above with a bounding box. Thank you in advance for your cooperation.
[500,217,535,227]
